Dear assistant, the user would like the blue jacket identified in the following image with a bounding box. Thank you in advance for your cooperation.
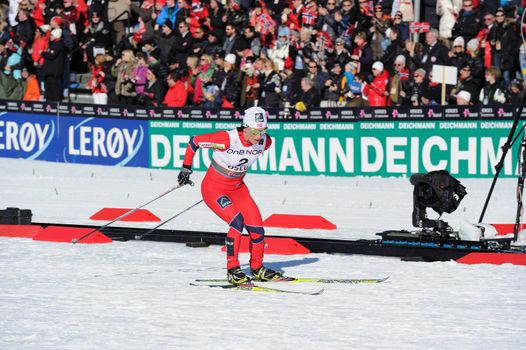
[156,5,180,27]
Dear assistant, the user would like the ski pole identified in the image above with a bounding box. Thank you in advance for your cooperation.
[72,184,187,244]
[134,199,204,240]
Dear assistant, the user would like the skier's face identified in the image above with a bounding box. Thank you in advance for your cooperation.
[244,127,266,144]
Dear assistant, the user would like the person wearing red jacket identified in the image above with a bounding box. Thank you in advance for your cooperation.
[177,107,282,285]
[363,61,389,106]
[162,70,188,107]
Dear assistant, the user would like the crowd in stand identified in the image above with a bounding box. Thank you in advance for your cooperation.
[1,0,526,110]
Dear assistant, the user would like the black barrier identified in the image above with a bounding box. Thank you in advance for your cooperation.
[0,99,520,120]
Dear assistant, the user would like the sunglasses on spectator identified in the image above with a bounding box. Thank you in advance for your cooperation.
[414,74,422,78]
[496,14,504,17]
[248,128,267,136]
[309,65,317,68]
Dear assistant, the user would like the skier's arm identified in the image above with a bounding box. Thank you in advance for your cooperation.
[181,130,231,169]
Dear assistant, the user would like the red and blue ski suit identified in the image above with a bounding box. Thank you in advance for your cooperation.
[182,128,272,270]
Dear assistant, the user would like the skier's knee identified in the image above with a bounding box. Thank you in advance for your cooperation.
[229,212,244,233]
[246,225,265,243]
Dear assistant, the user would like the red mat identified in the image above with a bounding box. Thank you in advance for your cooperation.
[491,223,525,236]
[221,236,310,255]
[0,225,44,238]
[90,208,161,222]
[263,214,336,230]
[33,226,112,244]
[457,252,526,266]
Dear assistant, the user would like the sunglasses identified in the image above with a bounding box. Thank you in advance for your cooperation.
[248,128,267,136]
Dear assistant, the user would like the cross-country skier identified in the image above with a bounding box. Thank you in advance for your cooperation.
[177,106,282,285]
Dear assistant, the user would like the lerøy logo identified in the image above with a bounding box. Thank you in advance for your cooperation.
[217,195,232,209]
[0,113,55,160]
[64,117,146,166]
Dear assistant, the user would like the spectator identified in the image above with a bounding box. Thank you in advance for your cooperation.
[407,68,428,106]
[211,53,240,107]
[222,23,244,56]
[133,52,149,96]
[465,38,484,84]
[208,0,227,39]
[89,53,108,104]
[15,9,35,46]
[191,26,208,55]
[257,58,282,108]
[268,27,294,71]
[380,27,404,72]
[421,71,442,105]
[323,62,346,105]
[140,69,164,106]
[31,25,49,87]
[449,36,469,70]
[239,58,259,107]
[392,11,410,42]
[479,66,506,104]
[388,55,410,106]
[304,60,331,97]
[507,79,526,105]
[489,8,518,86]
[363,61,389,106]
[451,0,481,42]
[128,0,157,43]
[242,26,261,57]
[163,70,188,107]
[41,28,65,101]
[192,54,215,105]
[369,5,390,60]
[327,37,351,71]
[159,20,176,78]
[437,0,460,39]
[111,49,137,105]
[107,0,131,45]
[156,0,180,29]
[169,20,193,70]
[449,62,480,104]
[83,11,110,62]
[419,28,450,74]
[294,77,321,112]
[21,67,41,101]
[351,31,374,75]
[456,89,472,105]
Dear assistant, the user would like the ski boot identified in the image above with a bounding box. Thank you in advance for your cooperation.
[227,266,251,285]
[251,266,283,282]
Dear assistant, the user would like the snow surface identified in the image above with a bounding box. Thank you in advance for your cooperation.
[1,158,526,350]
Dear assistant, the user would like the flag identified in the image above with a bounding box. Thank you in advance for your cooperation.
[302,10,317,26]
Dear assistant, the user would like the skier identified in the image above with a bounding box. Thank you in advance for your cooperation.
[177,106,282,285]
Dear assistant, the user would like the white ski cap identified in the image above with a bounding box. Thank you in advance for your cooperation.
[242,106,267,129]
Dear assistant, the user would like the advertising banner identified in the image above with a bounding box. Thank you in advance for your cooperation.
[0,112,58,161]
[149,119,522,178]
[58,116,149,167]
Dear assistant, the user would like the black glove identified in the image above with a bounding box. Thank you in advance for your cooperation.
[177,167,193,186]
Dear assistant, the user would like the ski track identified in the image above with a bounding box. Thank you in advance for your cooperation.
[1,158,526,349]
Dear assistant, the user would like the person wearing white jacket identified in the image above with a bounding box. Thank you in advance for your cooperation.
[479,66,507,104]
[436,0,462,39]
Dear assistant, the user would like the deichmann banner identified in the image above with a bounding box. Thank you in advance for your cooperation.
[149,120,522,178]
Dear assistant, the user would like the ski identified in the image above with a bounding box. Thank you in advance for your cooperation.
[194,276,390,284]
[189,283,324,295]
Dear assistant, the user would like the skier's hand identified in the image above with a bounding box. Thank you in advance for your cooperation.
[177,167,194,186]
